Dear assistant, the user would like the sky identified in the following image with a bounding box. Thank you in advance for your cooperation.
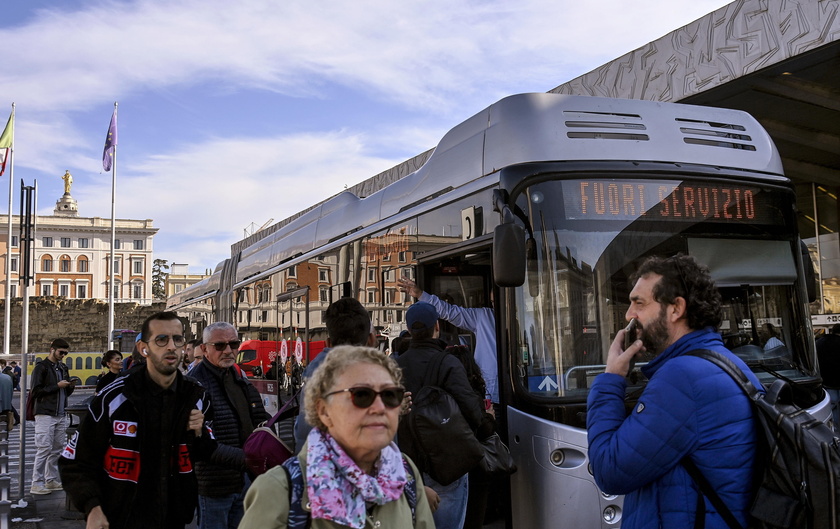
[0,0,734,274]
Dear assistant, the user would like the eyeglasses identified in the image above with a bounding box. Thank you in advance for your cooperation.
[153,334,186,347]
[206,340,242,352]
[324,386,406,409]
[56,350,69,356]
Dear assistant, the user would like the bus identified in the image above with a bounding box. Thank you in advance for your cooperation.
[167,93,827,528]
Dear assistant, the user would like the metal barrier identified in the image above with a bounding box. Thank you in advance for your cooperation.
[0,500,10,529]
[0,428,10,529]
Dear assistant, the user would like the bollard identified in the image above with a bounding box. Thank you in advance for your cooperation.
[0,499,10,529]
[0,476,9,502]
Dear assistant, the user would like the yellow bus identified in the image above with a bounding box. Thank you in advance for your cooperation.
[27,352,108,387]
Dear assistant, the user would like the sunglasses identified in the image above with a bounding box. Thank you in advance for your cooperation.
[56,350,69,356]
[324,386,406,409]
[206,340,242,352]
[152,334,186,347]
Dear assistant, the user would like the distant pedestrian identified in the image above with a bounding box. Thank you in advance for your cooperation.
[10,361,21,391]
[30,338,75,495]
[95,350,123,393]
[0,363,13,431]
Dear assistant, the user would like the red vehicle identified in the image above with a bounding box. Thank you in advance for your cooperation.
[236,339,326,378]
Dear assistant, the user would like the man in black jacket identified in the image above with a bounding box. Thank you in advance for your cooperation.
[397,302,487,529]
[189,322,269,529]
[30,338,75,495]
[59,311,213,529]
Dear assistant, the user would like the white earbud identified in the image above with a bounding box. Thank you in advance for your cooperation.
[142,349,148,356]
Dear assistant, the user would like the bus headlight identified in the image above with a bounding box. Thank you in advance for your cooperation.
[603,505,621,523]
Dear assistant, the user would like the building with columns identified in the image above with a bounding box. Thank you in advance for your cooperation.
[0,173,158,304]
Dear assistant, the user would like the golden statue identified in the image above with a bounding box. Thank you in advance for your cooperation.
[62,170,73,194]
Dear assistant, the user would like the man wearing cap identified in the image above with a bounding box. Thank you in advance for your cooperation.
[30,338,75,495]
[396,302,488,529]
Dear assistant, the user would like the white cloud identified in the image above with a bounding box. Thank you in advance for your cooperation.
[7,0,734,270]
[68,129,411,269]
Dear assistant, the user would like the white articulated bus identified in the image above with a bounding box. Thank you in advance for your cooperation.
[169,93,828,528]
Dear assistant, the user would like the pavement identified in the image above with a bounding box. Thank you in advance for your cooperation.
[11,489,84,529]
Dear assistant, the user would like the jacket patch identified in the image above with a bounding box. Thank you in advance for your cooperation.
[636,402,645,413]
[61,431,78,459]
[113,420,138,437]
[177,444,193,473]
[104,447,141,482]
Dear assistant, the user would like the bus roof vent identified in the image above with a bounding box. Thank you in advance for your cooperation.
[676,118,756,151]
[563,110,649,141]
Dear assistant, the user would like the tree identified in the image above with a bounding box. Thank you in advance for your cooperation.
[152,259,170,300]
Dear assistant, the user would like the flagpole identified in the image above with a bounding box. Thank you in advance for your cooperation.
[107,102,118,349]
[3,103,15,357]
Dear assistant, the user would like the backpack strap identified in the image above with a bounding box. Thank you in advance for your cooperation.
[282,457,311,529]
[266,386,303,428]
[421,349,449,388]
[682,456,744,529]
[402,455,418,526]
[682,349,755,529]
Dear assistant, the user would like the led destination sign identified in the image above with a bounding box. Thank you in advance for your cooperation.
[561,180,782,224]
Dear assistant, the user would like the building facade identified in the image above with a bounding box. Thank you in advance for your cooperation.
[0,184,158,304]
[165,263,208,299]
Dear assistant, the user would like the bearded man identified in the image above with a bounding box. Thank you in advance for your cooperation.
[586,254,760,529]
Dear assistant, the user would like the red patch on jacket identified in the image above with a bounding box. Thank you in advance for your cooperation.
[104,447,140,483]
[176,444,193,474]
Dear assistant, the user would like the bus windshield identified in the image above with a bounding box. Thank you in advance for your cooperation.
[511,175,817,407]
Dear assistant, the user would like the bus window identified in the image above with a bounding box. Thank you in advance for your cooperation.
[509,176,818,416]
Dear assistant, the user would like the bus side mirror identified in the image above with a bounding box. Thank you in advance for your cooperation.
[800,240,818,303]
[493,223,526,287]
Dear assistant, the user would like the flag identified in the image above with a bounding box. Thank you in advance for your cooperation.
[103,109,118,172]
[0,112,12,177]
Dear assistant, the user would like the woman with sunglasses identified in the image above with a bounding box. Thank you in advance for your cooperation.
[240,345,435,529]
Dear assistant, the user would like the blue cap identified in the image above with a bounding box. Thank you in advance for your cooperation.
[406,302,438,331]
[135,333,142,343]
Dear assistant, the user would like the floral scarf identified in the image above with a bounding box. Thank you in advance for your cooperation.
[305,428,407,529]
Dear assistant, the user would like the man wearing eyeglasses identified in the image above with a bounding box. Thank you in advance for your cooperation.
[189,322,269,529]
[29,338,75,495]
[60,311,214,529]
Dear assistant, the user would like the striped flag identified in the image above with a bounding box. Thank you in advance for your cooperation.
[0,112,12,176]
[103,109,118,171]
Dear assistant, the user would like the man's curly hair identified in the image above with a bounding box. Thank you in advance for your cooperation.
[631,254,722,331]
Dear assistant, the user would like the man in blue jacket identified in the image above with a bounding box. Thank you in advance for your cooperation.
[587,254,760,529]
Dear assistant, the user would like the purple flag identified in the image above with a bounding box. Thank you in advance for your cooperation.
[102,109,118,171]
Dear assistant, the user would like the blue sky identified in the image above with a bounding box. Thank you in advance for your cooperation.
[1,0,732,273]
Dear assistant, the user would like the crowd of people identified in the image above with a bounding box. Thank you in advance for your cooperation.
[21,254,834,528]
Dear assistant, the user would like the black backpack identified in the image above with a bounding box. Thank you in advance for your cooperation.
[686,349,840,529]
[402,350,484,485]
